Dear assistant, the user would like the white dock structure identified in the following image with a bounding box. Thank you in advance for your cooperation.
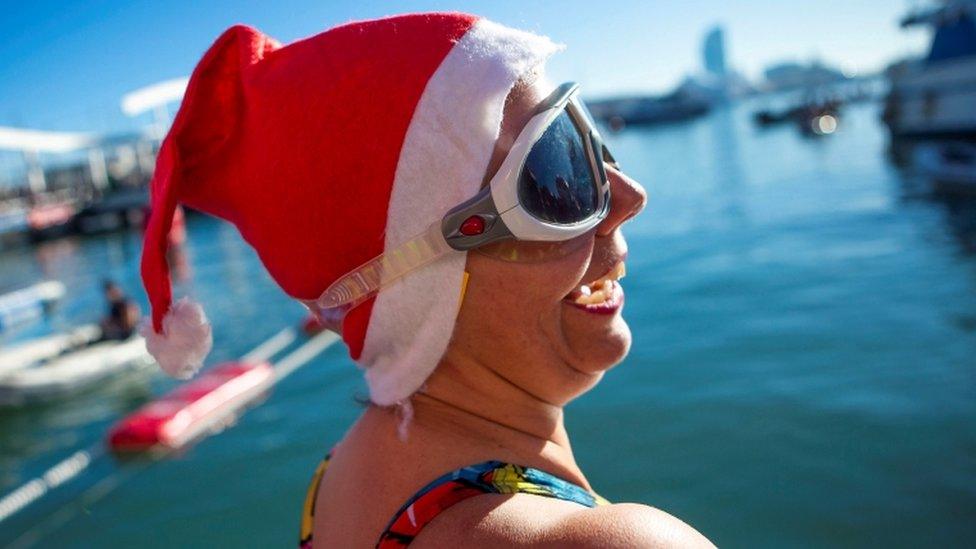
[121,77,189,139]
[0,127,102,194]
[0,77,188,196]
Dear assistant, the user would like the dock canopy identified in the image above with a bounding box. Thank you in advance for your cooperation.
[121,78,189,117]
[0,127,97,153]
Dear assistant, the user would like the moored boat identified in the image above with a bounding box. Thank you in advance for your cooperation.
[0,324,101,378]
[0,335,152,406]
[913,141,976,193]
[884,0,976,140]
[0,280,66,332]
[27,201,77,242]
[587,90,711,131]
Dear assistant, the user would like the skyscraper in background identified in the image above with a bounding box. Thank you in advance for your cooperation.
[674,24,750,104]
[703,26,727,77]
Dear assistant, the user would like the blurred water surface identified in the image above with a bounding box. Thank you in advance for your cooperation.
[1,100,975,547]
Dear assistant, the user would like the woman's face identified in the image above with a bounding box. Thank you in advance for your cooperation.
[450,79,647,400]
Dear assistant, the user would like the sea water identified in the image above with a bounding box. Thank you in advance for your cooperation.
[1,100,974,547]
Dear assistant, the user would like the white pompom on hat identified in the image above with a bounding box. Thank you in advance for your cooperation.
[140,297,211,378]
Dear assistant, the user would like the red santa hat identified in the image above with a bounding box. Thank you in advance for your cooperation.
[140,13,560,405]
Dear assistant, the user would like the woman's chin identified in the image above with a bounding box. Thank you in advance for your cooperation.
[562,305,632,374]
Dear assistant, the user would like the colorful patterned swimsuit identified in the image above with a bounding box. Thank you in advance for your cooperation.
[299,454,609,548]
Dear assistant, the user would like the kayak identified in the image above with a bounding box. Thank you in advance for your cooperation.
[0,280,66,332]
[301,314,324,336]
[0,324,102,378]
[0,335,153,406]
[108,361,274,452]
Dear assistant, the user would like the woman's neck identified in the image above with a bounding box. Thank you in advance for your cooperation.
[406,354,590,488]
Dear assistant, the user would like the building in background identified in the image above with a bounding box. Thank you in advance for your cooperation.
[677,25,753,103]
[0,78,186,246]
[587,24,756,130]
[761,61,847,92]
[703,26,728,78]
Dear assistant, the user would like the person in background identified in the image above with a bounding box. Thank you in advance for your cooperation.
[100,280,140,341]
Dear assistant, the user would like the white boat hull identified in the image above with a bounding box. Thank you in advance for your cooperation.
[0,281,66,331]
[0,336,153,405]
[0,324,101,377]
[886,56,976,139]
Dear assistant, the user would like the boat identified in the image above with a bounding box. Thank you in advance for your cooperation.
[107,361,274,452]
[0,324,101,377]
[0,335,152,405]
[913,141,976,193]
[0,206,28,247]
[0,280,66,332]
[74,187,148,235]
[883,0,976,140]
[27,201,77,242]
[587,88,711,131]
[301,314,324,336]
[754,98,841,125]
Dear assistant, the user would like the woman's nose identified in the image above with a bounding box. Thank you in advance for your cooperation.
[596,165,647,237]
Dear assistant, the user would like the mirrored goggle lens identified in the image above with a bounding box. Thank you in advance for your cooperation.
[517,110,600,224]
[573,96,618,169]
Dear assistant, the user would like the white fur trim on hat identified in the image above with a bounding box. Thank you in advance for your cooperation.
[360,19,562,406]
[141,296,213,379]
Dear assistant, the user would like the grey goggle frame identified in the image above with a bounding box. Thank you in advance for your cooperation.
[441,82,616,251]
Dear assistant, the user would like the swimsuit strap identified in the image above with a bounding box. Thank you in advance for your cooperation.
[299,453,332,549]
[298,455,609,549]
[376,460,609,548]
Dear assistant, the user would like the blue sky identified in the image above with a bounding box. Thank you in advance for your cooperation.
[0,0,929,134]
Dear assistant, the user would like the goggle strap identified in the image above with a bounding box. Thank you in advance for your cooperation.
[315,221,454,312]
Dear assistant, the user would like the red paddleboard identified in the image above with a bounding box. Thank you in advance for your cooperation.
[108,361,274,452]
[301,314,324,336]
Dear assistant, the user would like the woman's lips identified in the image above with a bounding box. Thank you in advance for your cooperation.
[568,280,624,314]
[563,261,626,315]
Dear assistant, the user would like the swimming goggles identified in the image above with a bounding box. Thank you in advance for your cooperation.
[307,82,617,320]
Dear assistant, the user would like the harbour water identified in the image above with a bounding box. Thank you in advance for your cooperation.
[1,99,975,547]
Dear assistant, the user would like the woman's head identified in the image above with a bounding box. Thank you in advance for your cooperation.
[138,12,642,404]
[444,79,647,404]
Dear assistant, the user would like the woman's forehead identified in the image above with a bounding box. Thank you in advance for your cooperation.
[503,76,554,136]
[483,77,555,187]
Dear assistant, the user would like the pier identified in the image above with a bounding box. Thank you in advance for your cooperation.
[0,79,188,248]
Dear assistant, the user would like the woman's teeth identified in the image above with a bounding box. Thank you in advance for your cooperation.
[573,262,626,305]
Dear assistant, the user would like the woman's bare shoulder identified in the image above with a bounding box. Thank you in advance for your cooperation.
[412,492,715,548]
[544,502,716,548]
